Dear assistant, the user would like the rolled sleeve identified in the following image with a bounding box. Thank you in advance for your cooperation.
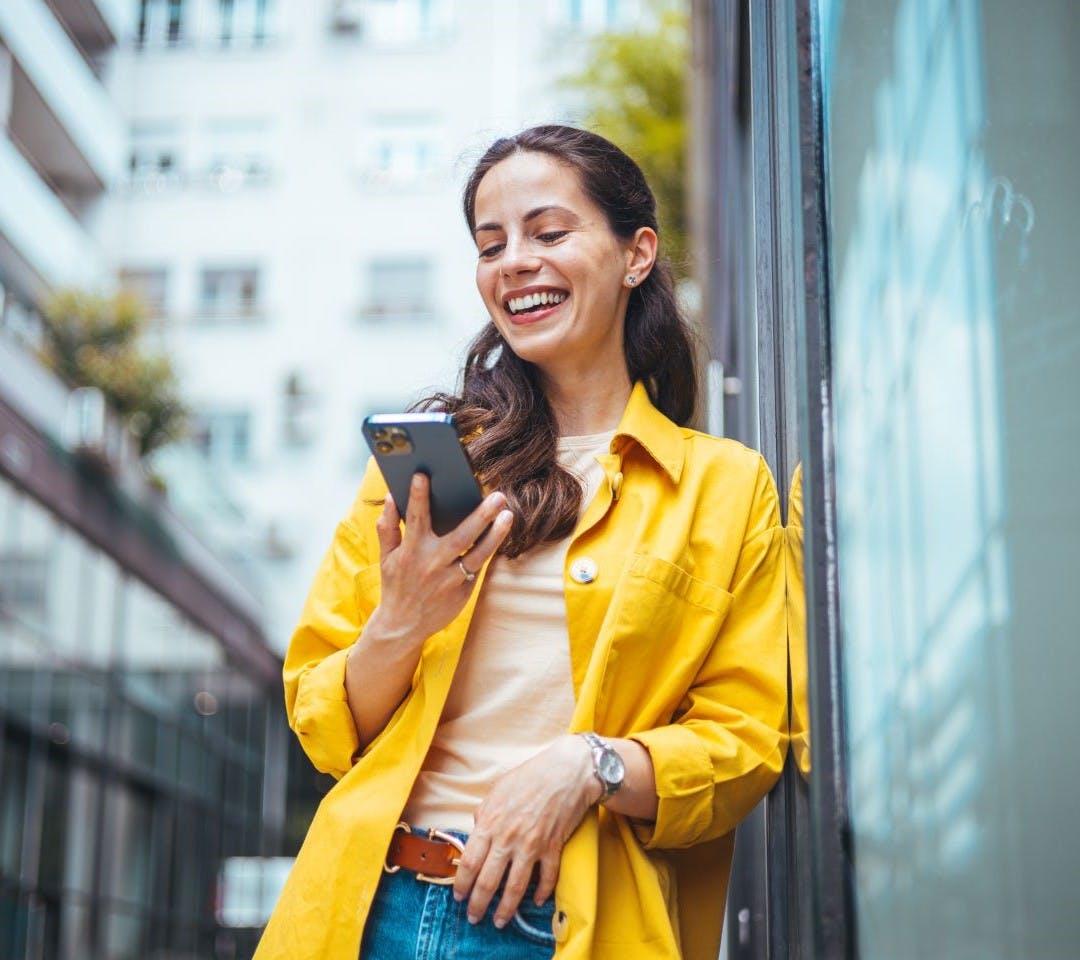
[289,646,358,779]
[283,460,386,779]
[629,722,715,848]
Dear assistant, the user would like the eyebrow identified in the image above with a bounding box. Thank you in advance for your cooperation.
[473,205,579,236]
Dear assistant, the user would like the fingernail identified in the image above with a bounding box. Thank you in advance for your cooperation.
[412,474,423,489]
[452,891,463,902]
[499,509,514,524]
[467,914,479,925]
[493,918,506,930]
[385,494,394,507]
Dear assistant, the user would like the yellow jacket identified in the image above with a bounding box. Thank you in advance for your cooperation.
[256,382,788,960]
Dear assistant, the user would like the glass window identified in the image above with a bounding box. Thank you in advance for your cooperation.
[197,266,261,320]
[118,268,170,319]
[214,0,274,46]
[818,0,1080,956]
[0,733,28,881]
[357,120,441,188]
[190,409,253,466]
[129,122,183,193]
[361,0,451,45]
[202,118,272,192]
[552,0,639,31]
[361,258,435,324]
[138,0,187,47]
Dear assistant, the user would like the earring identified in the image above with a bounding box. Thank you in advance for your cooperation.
[626,275,637,286]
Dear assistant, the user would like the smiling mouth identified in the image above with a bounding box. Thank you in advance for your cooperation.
[503,289,569,316]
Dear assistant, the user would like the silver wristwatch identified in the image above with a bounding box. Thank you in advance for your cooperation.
[580,732,625,800]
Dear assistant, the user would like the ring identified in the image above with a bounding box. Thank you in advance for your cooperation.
[457,558,477,583]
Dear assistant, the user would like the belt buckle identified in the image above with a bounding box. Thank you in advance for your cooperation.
[416,828,464,886]
[383,821,410,875]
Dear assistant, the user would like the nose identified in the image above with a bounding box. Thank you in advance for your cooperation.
[500,235,541,276]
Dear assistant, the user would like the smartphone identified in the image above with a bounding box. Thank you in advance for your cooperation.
[362,413,484,537]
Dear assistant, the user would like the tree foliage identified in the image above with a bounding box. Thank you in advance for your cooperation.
[38,289,188,458]
[562,1,690,278]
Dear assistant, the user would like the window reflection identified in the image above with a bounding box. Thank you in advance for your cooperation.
[818,0,1080,955]
[0,474,281,956]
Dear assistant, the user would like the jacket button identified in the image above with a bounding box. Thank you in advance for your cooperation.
[553,908,570,942]
[611,471,623,499]
[569,557,598,584]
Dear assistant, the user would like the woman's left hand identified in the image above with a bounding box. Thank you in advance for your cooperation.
[452,734,600,928]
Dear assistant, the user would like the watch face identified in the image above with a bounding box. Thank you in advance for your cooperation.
[598,750,625,785]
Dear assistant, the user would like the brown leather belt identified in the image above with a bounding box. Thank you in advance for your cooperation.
[383,822,464,885]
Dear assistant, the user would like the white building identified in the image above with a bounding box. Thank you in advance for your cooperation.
[101,0,646,649]
[0,0,130,332]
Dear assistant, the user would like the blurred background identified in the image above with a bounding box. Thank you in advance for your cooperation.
[0,1,695,956]
[2,1,1078,959]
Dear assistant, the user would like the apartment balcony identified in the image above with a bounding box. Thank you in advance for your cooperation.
[0,0,126,192]
[0,132,103,297]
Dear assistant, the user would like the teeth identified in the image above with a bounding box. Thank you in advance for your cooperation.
[506,291,567,314]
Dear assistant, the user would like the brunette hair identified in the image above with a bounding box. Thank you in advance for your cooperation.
[417,125,698,556]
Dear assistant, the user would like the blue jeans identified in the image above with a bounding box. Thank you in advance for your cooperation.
[360,830,556,960]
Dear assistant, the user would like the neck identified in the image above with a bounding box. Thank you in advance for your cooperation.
[541,366,633,436]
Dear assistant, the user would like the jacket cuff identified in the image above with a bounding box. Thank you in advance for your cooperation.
[628,724,714,849]
[289,646,359,779]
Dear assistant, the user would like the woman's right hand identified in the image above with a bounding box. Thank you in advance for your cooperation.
[345,474,513,748]
[367,472,515,649]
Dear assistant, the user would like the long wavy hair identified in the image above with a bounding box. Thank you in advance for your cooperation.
[417,125,698,557]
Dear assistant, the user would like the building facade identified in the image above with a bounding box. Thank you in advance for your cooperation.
[103,0,647,651]
[0,3,292,958]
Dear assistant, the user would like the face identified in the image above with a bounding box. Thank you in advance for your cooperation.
[472,151,644,381]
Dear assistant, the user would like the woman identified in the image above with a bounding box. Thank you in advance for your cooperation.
[255,126,788,960]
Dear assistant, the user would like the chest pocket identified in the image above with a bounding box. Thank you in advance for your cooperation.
[596,553,733,731]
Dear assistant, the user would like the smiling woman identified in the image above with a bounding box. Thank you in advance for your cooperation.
[254,126,788,960]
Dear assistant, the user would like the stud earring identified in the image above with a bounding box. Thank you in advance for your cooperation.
[626,275,637,286]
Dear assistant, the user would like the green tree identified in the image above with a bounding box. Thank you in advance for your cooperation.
[562,1,690,277]
[38,289,188,457]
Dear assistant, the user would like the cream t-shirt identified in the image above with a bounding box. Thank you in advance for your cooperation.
[402,431,614,832]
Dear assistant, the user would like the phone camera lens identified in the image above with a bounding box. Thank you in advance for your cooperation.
[373,428,388,441]
[375,440,394,455]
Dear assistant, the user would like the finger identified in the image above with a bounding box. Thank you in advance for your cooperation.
[461,509,515,569]
[443,490,509,556]
[404,473,432,535]
[533,853,560,906]
[375,494,402,557]
[466,845,511,925]
[492,858,535,930]
[453,831,490,906]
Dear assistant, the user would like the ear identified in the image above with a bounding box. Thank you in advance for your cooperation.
[624,226,659,284]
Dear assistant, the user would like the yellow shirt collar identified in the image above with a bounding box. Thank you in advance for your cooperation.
[612,381,686,483]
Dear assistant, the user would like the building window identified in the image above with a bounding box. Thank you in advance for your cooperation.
[215,0,274,47]
[191,411,252,466]
[358,0,451,46]
[202,118,272,192]
[0,552,48,623]
[554,0,637,31]
[197,267,261,321]
[281,373,316,449]
[357,121,440,188]
[129,123,183,193]
[137,0,187,47]
[360,258,435,324]
[119,268,169,320]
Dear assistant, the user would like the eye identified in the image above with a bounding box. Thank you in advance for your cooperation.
[537,231,569,244]
[478,243,505,260]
